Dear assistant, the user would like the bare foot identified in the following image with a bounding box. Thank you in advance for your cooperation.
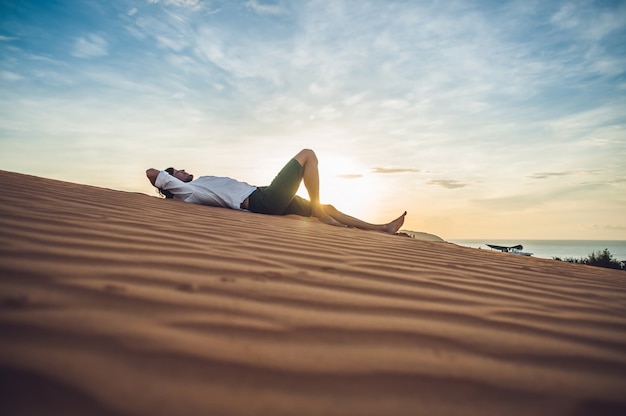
[383,211,407,235]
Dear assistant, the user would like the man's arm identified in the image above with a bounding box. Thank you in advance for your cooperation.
[146,168,160,186]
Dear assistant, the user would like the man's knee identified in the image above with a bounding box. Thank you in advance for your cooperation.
[322,204,337,213]
[294,148,317,166]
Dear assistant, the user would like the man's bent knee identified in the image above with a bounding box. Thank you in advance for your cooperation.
[294,149,317,166]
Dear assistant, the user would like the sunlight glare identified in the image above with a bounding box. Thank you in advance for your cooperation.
[295,155,379,219]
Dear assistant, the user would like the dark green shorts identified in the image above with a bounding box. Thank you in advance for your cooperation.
[248,158,312,217]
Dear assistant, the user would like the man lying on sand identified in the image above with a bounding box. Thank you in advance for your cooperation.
[146,149,406,234]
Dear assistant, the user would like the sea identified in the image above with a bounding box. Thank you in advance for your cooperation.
[449,240,626,261]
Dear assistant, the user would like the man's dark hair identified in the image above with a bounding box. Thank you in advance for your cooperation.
[159,167,175,199]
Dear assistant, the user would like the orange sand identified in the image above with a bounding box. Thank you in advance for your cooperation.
[1,170,625,416]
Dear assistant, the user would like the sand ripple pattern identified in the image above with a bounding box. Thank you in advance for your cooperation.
[1,170,625,416]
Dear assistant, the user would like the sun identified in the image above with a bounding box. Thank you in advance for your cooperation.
[296,155,377,219]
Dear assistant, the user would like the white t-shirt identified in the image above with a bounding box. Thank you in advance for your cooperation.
[155,171,257,210]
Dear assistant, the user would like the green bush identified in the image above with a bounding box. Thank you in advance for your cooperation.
[555,249,624,270]
[587,249,623,270]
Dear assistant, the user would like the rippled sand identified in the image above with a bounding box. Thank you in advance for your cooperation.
[1,170,625,416]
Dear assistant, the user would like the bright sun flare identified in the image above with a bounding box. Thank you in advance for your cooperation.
[296,155,379,220]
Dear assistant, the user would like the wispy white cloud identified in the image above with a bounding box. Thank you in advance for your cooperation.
[428,180,471,190]
[155,34,188,52]
[148,0,203,10]
[0,70,22,81]
[245,0,286,15]
[528,170,601,180]
[72,34,109,58]
[551,2,626,40]
[372,168,420,174]
[204,8,222,16]
[602,225,626,231]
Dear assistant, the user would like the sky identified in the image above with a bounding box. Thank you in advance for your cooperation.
[1,0,625,240]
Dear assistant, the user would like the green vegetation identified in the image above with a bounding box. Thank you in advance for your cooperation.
[554,249,625,270]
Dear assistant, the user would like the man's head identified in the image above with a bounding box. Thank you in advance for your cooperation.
[165,167,193,183]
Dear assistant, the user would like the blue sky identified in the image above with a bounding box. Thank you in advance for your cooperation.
[1,0,625,239]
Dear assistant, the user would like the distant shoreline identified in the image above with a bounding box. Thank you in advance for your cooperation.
[450,239,626,260]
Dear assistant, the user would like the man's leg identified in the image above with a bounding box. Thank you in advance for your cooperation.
[292,149,407,232]
[323,205,407,235]
[292,149,343,226]
[248,157,305,215]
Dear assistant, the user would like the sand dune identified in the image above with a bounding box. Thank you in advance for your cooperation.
[1,169,625,416]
